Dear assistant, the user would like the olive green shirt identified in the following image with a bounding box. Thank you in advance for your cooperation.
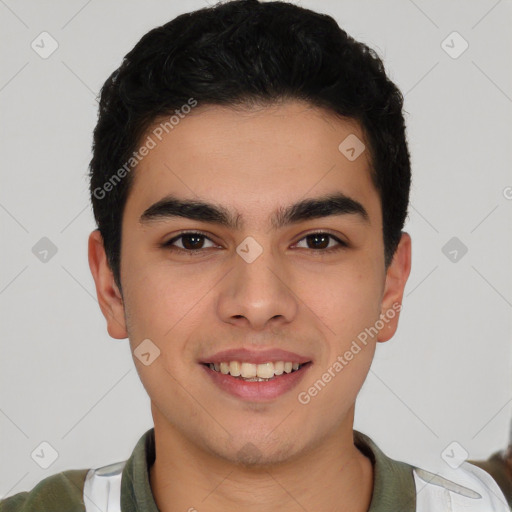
[0,427,463,512]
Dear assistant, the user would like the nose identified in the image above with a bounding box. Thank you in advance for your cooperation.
[216,241,299,330]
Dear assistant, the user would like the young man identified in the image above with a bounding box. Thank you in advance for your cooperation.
[1,1,509,511]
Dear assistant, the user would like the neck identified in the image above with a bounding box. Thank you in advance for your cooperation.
[149,411,374,512]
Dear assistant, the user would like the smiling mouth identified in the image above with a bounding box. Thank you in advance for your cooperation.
[202,361,311,382]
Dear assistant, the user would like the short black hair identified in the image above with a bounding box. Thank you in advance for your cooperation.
[89,0,411,290]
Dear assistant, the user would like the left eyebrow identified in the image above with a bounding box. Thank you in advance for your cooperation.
[139,192,370,230]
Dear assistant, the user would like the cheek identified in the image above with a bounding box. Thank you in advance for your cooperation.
[316,347,375,417]
[296,262,381,335]
[122,252,187,328]
[122,259,212,367]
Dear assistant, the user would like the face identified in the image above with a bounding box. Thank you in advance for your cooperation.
[89,100,411,466]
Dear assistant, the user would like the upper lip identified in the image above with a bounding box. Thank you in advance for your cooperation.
[199,348,312,365]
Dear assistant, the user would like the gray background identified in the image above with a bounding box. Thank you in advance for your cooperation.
[1,0,511,498]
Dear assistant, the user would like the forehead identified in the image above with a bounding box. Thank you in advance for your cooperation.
[123,101,381,228]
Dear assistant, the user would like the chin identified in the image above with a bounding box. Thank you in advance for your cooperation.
[205,429,308,469]
[226,440,299,468]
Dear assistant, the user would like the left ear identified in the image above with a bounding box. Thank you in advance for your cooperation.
[377,231,412,343]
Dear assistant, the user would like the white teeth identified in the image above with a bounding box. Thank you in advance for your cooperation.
[208,360,304,379]
[229,361,241,376]
[240,362,257,378]
[274,361,284,375]
[257,363,274,379]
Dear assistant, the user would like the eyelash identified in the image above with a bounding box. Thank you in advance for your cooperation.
[161,230,348,255]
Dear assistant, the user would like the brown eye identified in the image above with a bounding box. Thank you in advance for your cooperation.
[179,234,206,250]
[163,232,217,252]
[306,233,330,249]
[294,232,347,252]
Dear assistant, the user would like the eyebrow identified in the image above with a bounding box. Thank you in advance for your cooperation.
[139,192,370,230]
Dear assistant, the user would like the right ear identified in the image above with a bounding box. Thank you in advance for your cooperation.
[88,229,128,339]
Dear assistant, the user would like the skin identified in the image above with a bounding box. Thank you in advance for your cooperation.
[88,100,411,512]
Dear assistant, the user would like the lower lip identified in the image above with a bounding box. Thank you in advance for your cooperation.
[201,363,312,402]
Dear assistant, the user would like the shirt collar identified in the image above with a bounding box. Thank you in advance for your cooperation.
[354,430,416,511]
[121,427,416,512]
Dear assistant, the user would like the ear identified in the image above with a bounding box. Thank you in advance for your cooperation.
[377,231,412,343]
[88,229,128,339]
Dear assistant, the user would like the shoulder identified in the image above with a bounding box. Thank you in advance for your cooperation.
[0,469,89,512]
[412,460,510,511]
[355,430,510,511]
